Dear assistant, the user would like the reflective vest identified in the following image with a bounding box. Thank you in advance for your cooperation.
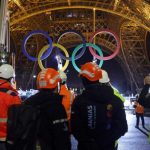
[59,84,74,120]
[0,79,21,141]
[112,87,125,148]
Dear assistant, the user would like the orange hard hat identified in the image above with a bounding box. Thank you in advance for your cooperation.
[37,68,61,89]
[79,62,102,81]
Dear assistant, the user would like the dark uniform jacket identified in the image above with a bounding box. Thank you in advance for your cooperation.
[24,89,71,150]
[71,84,128,150]
[138,84,150,108]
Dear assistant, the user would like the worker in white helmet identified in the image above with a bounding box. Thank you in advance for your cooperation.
[0,64,21,150]
[99,70,125,103]
[99,69,126,150]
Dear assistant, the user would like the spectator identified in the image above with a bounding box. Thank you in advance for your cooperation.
[134,101,145,128]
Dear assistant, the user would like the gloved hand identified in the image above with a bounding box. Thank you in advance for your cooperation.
[59,70,67,84]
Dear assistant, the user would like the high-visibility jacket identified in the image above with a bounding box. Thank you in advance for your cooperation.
[0,79,21,141]
[112,86,125,103]
[59,84,74,120]
[135,102,144,114]
[112,87,125,148]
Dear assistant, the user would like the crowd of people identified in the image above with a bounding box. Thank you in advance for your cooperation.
[0,62,149,150]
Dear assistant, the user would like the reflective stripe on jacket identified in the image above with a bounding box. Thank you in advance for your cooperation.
[0,79,21,141]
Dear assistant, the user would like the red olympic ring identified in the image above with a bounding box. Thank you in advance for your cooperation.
[89,29,121,60]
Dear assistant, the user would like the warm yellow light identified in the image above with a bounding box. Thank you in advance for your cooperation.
[143,7,150,20]
[67,0,71,6]
[114,0,121,10]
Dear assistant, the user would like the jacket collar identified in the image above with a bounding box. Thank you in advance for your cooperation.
[0,79,17,93]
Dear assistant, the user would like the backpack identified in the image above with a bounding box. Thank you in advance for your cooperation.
[6,104,40,150]
[0,88,40,149]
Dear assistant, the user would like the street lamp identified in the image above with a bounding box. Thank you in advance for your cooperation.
[32,75,36,89]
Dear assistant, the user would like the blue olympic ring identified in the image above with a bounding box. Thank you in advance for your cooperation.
[22,30,53,61]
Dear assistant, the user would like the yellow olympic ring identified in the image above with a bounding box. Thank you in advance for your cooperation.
[38,43,69,71]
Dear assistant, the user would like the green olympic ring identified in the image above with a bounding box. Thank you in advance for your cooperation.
[72,43,104,72]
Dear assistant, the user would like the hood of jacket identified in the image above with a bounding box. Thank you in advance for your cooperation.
[82,83,114,103]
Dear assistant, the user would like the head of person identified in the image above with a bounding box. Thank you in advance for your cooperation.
[58,70,68,91]
[99,69,110,86]
[144,74,150,85]
[37,68,62,91]
[0,64,15,83]
[79,62,102,87]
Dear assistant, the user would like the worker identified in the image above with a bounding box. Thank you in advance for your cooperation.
[0,64,21,150]
[24,68,71,150]
[138,74,150,108]
[59,70,74,121]
[71,62,128,150]
[99,69,125,103]
[99,69,126,149]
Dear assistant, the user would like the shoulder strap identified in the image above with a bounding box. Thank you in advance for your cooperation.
[0,88,17,96]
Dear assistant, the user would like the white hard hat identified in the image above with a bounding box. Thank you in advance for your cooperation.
[0,64,15,79]
[99,70,110,83]
[59,70,67,83]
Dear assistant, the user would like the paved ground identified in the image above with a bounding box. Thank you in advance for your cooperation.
[71,111,150,150]
[118,111,150,150]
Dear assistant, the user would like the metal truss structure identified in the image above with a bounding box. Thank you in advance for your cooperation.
[7,0,150,91]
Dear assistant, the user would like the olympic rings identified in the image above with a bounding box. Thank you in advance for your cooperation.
[22,29,120,73]
[89,29,120,60]
[22,30,53,61]
[72,43,104,72]
[38,43,69,71]
[56,29,86,61]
